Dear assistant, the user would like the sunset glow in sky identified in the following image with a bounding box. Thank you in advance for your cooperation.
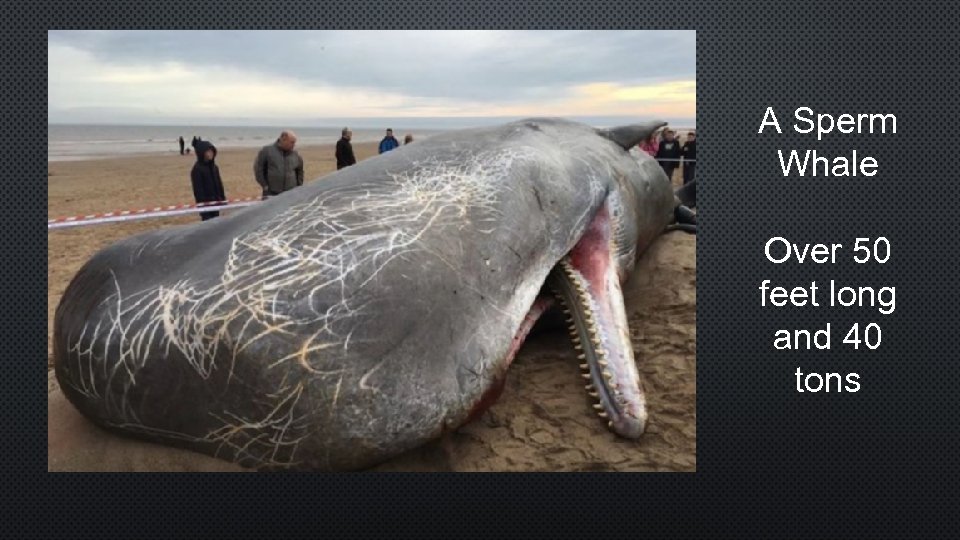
[49,30,696,125]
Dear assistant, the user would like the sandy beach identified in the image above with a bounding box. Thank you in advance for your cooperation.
[47,141,696,472]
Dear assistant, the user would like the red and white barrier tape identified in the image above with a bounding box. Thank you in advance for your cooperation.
[48,197,263,230]
[49,158,695,230]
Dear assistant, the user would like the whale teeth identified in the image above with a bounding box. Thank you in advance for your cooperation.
[603,370,614,380]
[598,359,608,368]
[593,404,603,410]
[577,353,586,360]
[581,373,592,380]
[585,384,594,391]
[608,421,614,429]
[588,391,599,398]
[579,363,589,370]
[597,412,608,419]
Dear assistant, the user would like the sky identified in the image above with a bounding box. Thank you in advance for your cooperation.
[48,30,696,126]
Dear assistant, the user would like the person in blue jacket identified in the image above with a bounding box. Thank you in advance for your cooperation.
[378,128,400,154]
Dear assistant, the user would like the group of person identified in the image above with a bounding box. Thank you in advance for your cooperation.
[638,128,696,186]
[335,127,414,169]
[177,136,206,156]
[186,127,415,221]
[185,125,693,224]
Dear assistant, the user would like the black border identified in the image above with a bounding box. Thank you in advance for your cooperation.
[10,0,960,537]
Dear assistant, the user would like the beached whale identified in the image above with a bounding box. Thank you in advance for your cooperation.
[53,118,690,470]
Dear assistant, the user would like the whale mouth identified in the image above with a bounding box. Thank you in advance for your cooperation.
[476,196,648,438]
[545,199,647,438]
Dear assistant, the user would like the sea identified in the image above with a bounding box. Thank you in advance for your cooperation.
[48,117,696,162]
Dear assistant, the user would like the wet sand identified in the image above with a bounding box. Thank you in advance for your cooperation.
[47,143,696,471]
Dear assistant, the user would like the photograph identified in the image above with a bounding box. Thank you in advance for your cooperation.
[47,30,697,472]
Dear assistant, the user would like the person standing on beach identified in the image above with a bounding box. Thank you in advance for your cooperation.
[336,127,356,170]
[179,136,185,155]
[638,131,659,156]
[190,140,227,221]
[253,130,305,199]
[680,131,696,185]
[191,136,200,155]
[656,129,682,185]
[378,128,400,154]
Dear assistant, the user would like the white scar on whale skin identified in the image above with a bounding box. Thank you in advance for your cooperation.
[104,382,314,468]
[63,148,540,462]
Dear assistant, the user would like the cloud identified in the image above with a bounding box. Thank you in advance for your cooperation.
[48,30,696,123]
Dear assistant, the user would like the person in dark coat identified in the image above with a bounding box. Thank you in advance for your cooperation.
[680,131,696,185]
[191,136,200,156]
[656,129,683,185]
[335,127,356,170]
[179,136,185,155]
[191,140,226,221]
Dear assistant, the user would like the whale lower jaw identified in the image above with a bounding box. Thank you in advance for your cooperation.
[503,198,647,438]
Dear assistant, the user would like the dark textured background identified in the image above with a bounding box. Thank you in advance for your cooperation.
[9,0,960,536]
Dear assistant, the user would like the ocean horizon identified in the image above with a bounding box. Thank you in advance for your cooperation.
[48,117,697,162]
